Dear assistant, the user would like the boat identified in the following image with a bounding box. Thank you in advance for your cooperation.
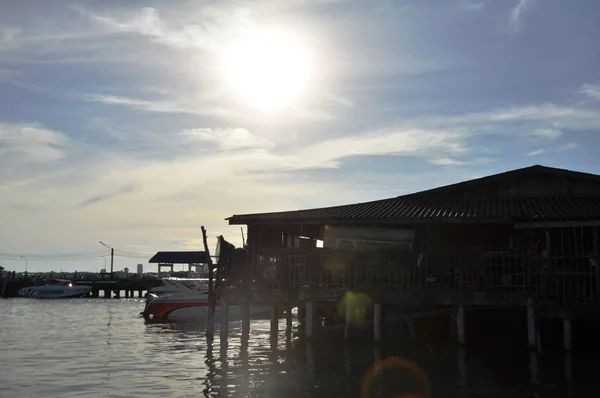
[142,278,271,321]
[147,277,210,296]
[18,279,92,299]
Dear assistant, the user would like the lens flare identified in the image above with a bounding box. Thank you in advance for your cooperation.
[360,357,430,398]
[338,291,373,325]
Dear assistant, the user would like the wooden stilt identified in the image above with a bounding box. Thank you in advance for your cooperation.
[527,299,537,349]
[457,305,466,346]
[373,303,382,343]
[285,305,293,334]
[242,303,250,336]
[270,305,278,336]
[345,301,353,341]
[220,302,230,339]
[563,313,573,352]
[305,302,314,339]
[202,226,215,338]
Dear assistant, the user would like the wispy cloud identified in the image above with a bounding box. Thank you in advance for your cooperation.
[84,94,230,117]
[528,142,579,156]
[530,128,562,139]
[78,184,137,208]
[581,83,600,101]
[509,0,536,35]
[0,122,67,163]
[460,2,485,11]
[80,6,252,53]
[181,128,275,151]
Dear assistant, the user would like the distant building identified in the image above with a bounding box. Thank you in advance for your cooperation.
[100,269,106,274]
[137,263,143,274]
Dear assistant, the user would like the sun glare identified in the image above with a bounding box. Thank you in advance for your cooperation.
[222,28,313,111]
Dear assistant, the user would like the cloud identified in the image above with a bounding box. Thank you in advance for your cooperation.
[528,142,579,156]
[84,94,230,117]
[530,128,562,139]
[78,184,137,208]
[581,84,600,101]
[181,128,275,151]
[80,6,252,53]
[429,157,464,166]
[509,0,536,35]
[291,128,468,169]
[0,122,67,164]
[460,2,485,11]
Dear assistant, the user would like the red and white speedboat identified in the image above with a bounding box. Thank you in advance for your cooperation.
[142,278,271,321]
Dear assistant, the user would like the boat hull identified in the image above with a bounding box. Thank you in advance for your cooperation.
[18,285,92,299]
[143,297,272,321]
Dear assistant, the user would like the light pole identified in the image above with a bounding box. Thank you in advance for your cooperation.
[20,255,28,274]
[99,241,114,280]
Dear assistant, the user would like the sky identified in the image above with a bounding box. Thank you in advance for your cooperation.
[1,0,599,273]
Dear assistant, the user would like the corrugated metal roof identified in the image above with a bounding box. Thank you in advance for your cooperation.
[148,251,208,264]
[227,194,600,225]
[227,165,600,225]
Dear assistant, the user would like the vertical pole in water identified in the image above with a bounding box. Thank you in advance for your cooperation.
[373,303,382,343]
[285,304,293,335]
[345,301,353,341]
[202,226,215,338]
[594,227,600,303]
[563,312,573,352]
[270,305,278,336]
[527,299,537,349]
[220,302,229,340]
[110,248,114,280]
[457,304,466,346]
[242,302,250,336]
[305,302,314,339]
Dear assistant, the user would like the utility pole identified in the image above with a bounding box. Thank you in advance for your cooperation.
[99,241,115,280]
[20,256,28,274]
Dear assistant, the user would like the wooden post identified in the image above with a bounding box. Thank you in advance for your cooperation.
[242,302,250,336]
[373,303,382,343]
[345,301,353,341]
[305,302,314,339]
[594,227,600,303]
[270,305,278,337]
[220,302,229,339]
[457,305,466,346]
[202,226,216,338]
[563,312,573,352]
[527,299,537,349]
[285,305,293,334]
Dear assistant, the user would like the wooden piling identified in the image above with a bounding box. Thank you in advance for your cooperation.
[344,301,352,341]
[527,300,537,349]
[270,305,278,336]
[285,305,293,334]
[563,313,573,352]
[373,303,382,343]
[220,302,229,339]
[242,303,250,336]
[305,302,314,339]
[457,305,466,346]
[202,226,216,338]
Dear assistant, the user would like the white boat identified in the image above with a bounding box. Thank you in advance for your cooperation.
[142,278,271,321]
[147,277,210,296]
[18,279,92,299]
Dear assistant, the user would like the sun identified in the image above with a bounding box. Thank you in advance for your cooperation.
[222,27,313,111]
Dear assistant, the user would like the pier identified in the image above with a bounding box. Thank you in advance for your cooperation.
[213,165,600,353]
[0,273,162,298]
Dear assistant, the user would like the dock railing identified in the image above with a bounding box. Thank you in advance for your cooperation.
[218,247,599,305]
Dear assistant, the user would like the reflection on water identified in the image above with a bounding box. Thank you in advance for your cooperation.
[0,299,599,397]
